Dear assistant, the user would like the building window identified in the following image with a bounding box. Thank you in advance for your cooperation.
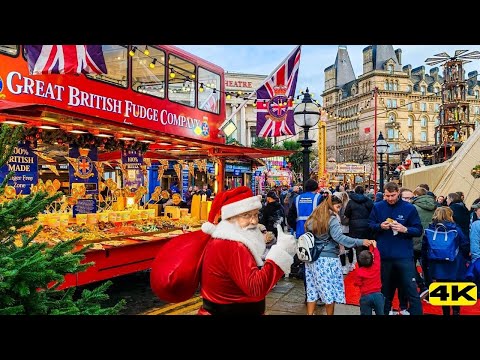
[475,106,480,115]
[407,102,413,111]
[388,64,394,74]
[421,117,427,127]
[406,85,411,92]
[475,90,479,99]
[475,119,480,128]
[250,127,257,144]
[198,67,221,114]
[421,86,426,95]
[407,116,413,127]
[384,80,388,91]
[421,103,427,112]
[434,87,439,94]
[435,103,440,112]
[389,113,396,122]
[387,128,394,139]
[392,99,397,108]
[386,99,391,108]
[435,116,440,126]
[86,45,128,88]
[132,45,165,97]
[389,81,393,91]
[421,131,427,141]
[168,53,196,107]
[408,131,413,141]
[393,81,398,91]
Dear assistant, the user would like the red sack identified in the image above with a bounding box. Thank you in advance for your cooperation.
[150,230,211,303]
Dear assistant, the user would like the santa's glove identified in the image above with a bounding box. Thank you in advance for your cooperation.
[265,224,295,274]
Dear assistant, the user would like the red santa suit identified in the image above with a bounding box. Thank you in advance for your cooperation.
[198,220,293,315]
[150,186,295,315]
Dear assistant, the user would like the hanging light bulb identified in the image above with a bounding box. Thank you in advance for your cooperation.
[213,88,216,94]
[190,73,196,79]
[169,68,176,78]
[144,46,149,56]
[149,58,157,69]
[226,93,231,100]
[129,46,137,57]
[199,83,204,92]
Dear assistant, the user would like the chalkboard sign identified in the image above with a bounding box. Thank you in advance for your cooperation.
[73,199,97,217]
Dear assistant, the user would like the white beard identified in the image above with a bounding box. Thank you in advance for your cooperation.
[210,220,266,266]
[231,222,266,247]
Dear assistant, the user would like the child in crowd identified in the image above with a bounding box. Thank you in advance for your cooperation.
[354,241,385,315]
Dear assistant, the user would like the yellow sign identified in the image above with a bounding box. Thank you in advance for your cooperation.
[428,282,477,306]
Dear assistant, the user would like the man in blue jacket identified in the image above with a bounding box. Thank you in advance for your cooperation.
[368,182,424,315]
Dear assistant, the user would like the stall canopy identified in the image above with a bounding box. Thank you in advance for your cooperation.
[0,101,294,164]
[402,128,480,207]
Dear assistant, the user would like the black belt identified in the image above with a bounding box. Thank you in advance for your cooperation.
[202,298,265,315]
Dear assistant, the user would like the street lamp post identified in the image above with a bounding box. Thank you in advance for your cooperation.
[294,88,320,189]
[375,131,389,192]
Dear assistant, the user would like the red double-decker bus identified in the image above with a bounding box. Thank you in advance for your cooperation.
[0,45,226,144]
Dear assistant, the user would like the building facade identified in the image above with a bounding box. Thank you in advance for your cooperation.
[322,45,480,168]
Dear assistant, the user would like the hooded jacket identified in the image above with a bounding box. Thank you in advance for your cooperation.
[344,193,374,238]
[411,195,436,251]
[449,201,471,240]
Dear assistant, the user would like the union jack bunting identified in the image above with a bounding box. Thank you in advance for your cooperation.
[256,45,301,137]
[200,91,218,113]
[25,45,107,75]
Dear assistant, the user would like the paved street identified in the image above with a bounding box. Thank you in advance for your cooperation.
[99,271,360,315]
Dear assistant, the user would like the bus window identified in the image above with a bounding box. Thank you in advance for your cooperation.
[0,45,18,56]
[168,54,195,108]
[198,67,220,114]
[132,45,165,99]
[86,45,128,88]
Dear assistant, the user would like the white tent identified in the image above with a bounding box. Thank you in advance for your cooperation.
[402,128,480,207]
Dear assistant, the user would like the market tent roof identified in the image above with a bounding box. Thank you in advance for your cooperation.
[402,128,480,207]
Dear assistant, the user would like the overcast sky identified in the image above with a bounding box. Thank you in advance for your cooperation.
[176,45,480,104]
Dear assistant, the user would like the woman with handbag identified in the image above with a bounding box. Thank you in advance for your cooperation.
[304,195,373,315]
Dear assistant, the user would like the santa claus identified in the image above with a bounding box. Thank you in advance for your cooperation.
[150,186,296,315]
[198,186,296,315]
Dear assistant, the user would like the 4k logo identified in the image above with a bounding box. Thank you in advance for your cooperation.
[429,282,477,306]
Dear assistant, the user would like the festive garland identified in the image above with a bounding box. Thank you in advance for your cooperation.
[472,165,480,179]
[21,128,149,153]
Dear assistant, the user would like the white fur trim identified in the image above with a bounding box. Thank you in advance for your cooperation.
[265,245,294,274]
[201,222,216,235]
[221,195,262,220]
[211,220,265,266]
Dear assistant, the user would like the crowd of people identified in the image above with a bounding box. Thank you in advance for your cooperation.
[152,179,480,316]
[255,180,480,315]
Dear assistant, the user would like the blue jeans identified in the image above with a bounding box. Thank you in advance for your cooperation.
[381,258,423,315]
[360,292,385,315]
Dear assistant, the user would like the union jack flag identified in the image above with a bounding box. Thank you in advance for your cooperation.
[256,45,301,137]
[25,45,107,75]
[200,91,218,113]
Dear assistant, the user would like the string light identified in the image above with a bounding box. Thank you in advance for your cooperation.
[144,46,150,56]
[129,46,137,57]
[149,58,157,69]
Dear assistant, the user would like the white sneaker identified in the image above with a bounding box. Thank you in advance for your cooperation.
[399,309,410,316]
[388,310,399,315]
[342,266,349,275]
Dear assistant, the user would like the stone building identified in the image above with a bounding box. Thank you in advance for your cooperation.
[321,45,480,168]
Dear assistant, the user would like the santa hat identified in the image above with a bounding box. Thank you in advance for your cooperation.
[201,186,262,235]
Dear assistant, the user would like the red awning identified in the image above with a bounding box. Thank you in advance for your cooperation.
[0,99,38,110]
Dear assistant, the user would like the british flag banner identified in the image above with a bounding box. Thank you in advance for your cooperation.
[25,45,107,75]
[256,45,301,137]
[200,91,218,113]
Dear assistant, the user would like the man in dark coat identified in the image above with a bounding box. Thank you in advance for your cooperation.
[344,185,374,258]
[259,190,285,239]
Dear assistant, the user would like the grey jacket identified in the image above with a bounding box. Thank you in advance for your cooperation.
[308,215,365,258]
